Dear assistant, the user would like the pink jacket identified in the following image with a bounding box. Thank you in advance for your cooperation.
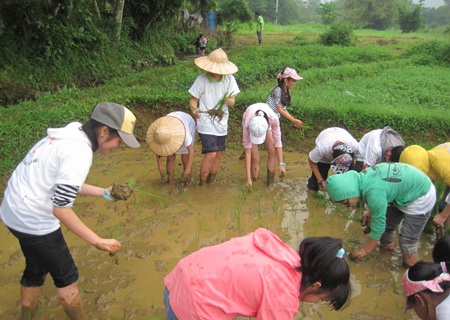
[242,103,282,149]
[164,228,302,320]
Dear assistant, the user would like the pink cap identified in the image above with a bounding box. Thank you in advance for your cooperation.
[277,67,303,80]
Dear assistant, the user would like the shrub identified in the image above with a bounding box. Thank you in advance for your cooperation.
[318,22,357,46]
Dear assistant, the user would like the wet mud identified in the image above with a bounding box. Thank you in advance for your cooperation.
[0,145,433,319]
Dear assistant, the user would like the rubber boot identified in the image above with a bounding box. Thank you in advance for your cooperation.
[207,173,217,184]
[266,169,275,187]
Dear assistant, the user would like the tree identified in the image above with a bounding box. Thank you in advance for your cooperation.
[341,0,409,30]
[217,0,253,47]
[317,2,340,25]
[398,4,423,33]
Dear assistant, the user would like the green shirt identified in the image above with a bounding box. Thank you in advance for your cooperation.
[327,163,431,240]
[257,16,264,32]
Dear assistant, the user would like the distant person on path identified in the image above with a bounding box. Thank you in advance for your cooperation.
[267,67,304,132]
[164,228,352,320]
[146,111,196,184]
[355,126,405,171]
[403,261,450,320]
[0,102,140,319]
[307,127,359,192]
[199,34,207,56]
[255,12,264,48]
[326,163,436,267]
[189,48,240,186]
[242,103,284,187]
[398,143,450,230]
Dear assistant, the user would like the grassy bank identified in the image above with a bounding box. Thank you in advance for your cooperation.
[1,25,449,179]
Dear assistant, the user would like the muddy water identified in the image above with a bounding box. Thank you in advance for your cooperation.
[0,144,433,320]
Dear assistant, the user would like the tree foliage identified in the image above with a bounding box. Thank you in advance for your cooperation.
[340,0,409,30]
[399,5,423,33]
[317,2,341,25]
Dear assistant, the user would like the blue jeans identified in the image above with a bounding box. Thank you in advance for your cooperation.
[164,287,179,320]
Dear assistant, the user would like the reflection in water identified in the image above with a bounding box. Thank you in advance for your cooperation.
[0,146,436,319]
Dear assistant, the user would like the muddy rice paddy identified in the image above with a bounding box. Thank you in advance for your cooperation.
[0,143,433,319]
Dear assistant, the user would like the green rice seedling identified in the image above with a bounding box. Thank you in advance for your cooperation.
[198,91,236,121]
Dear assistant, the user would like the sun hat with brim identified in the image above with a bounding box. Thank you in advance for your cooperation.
[91,102,140,148]
[194,48,238,75]
[249,116,269,145]
[146,116,186,156]
[277,67,303,80]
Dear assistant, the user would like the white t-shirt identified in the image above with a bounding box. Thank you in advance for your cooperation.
[0,122,92,235]
[309,127,360,164]
[357,129,383,165]
[167,111,196,155]
[189,73,240,136]
[436,291,450,320]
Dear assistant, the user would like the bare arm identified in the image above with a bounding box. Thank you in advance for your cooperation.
[245,148,253,186]
[308,157,326,190]
[277,105,302,128]
[276,147,285,175]
[189,96,200,119]
[79,184,105,197]
[433,203,450,226]
[53,207,121,254]
[183,144,195,177]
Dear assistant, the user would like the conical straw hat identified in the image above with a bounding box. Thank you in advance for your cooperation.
[146,116,185,156]
[194,48,238,75]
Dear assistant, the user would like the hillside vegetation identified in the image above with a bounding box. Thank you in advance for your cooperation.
[0,24,449,179]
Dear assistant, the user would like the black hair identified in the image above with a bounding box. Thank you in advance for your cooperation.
[81,118,119,152]
[433,235,450,263]
[296,237,351,310]
[406,261,450,307]
[255,110,269,124]
[389,145,406,162]
[276,67,292,107]
[255,11,260,16]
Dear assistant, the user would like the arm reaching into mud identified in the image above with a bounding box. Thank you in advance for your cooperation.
[54,207,122,254]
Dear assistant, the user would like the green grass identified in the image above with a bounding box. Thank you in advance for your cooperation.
[0,24,449,178]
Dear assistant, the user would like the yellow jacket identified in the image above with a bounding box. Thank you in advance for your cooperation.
[400,143,450,186]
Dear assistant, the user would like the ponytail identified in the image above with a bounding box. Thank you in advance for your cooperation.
[296,237,351,310]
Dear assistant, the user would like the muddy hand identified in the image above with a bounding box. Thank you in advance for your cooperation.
[362,210,371,226]
[349,248,367,260]
[94,239,122,254]
[432,214,446,227]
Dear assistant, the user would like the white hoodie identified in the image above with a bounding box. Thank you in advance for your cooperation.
[0,122,92,235]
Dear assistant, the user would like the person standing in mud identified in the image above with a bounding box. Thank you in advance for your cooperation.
[189,48,240,186]
[326,162,436,268]
[242,103,284,187]
[146,111,196,184]
[0,102,140,319]
[307,127,359,192]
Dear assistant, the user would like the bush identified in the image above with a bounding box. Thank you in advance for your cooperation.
[318,22,357,46]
